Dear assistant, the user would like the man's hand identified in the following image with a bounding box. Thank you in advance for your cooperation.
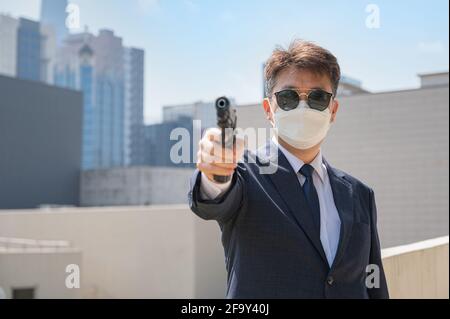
[197,128,245,183]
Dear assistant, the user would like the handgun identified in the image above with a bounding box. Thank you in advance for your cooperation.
[213,96,237,184]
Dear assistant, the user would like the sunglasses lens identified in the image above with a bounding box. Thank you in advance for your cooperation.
[276,90,299,111]
[308,90,332,111]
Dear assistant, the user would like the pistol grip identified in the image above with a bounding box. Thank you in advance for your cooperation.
[213,174,232,184]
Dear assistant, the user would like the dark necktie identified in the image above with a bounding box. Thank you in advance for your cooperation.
[299,164,321,234]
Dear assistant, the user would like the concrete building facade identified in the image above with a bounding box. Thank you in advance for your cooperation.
[143,116,196,169]
[80,167,194,206]
[0,75,82,209]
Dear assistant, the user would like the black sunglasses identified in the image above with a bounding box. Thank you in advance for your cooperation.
[274,88,333,112]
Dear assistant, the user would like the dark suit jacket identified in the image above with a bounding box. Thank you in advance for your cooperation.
[188,141,389,299]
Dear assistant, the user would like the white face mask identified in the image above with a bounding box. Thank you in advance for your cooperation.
[273,101,332,150]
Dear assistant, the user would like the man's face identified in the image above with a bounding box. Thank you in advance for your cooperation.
[263,67,339,126]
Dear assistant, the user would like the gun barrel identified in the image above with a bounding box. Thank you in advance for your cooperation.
[216,97,230,110]
[213,96,237,184]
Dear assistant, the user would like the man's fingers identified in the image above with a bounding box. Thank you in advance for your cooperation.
[196,162,235,176]
[199,140,238,163]
[197,151,237,169]
[197,128,246,180]
[204,128,222,142]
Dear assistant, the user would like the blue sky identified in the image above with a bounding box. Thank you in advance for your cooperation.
[1,0,448,123]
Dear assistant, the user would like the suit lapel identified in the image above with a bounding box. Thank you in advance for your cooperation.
[258,141,328,265]
[323,158,355,270]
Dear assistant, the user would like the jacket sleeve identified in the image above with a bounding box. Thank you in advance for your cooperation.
[188,164,246,225]
[367,188,390,299]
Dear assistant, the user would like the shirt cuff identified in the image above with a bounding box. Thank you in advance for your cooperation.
[199,172,232,200]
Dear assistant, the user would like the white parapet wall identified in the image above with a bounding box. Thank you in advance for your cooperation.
[0,237,82,299]
[0,206,447,299]
[382,236,449,299]
[0,205,226,298]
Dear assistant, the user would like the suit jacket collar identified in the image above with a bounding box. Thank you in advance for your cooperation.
[322,157,355,270]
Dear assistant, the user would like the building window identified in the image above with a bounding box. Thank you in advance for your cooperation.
[12,287,36,299]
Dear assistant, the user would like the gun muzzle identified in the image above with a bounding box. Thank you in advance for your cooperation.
[216,97,230,110]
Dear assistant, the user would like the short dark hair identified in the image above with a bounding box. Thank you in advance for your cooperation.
[264,40,341,96]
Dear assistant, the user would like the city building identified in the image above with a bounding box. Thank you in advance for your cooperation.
[0,75,82,209]
[1,7,145,170]
[162,99,235,131]
[0,14,19,77]
[54,29,144,170]
[0,14,56,84]
[143,116,195,168]
[124,47,145,166]
[40,0,68,46]
[16,18,42,81]
[337,75,369,96]
[419,71,449,88]
[80,166,194,206]
[39,24,57,84]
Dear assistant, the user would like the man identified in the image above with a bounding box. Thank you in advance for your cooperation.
[188,40,389,299]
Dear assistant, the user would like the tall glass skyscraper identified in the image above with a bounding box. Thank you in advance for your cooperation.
[0,14,55,84]
[16,18,41,81]
[79,44,95,169]
[40,0,68,46]
[53,30,141,170]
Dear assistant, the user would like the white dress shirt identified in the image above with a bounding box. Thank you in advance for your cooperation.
[199,138,342,266]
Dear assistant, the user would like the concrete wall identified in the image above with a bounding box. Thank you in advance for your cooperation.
[383,236,449,299]
[235,84,449,248]
[0,206,226,298]
[0,248,82,299]
[420,72,449,88]
[0,75,82,209]
[80,167,194,206]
